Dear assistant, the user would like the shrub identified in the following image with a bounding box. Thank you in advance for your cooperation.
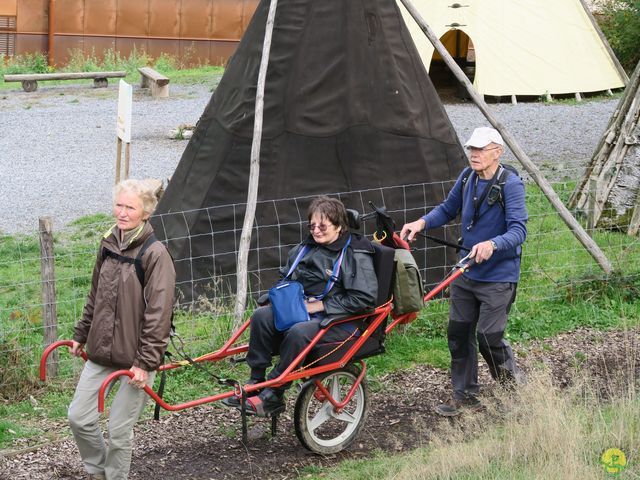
[154,53,178,73]
[1,52,50,75]
[61,47,151,75]
[599,0,640,73]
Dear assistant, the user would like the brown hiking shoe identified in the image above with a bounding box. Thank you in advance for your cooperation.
[435,395,482,417]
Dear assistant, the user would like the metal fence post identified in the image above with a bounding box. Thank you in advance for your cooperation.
[39,216,58,378]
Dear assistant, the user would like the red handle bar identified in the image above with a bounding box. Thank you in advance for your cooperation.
[40,340,88,381]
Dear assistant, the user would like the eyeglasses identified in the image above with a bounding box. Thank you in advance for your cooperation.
[465,146,502,152]
[308,223,333,232]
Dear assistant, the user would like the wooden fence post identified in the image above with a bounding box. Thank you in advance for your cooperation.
[39,217,58,378]
[587,176,597,231]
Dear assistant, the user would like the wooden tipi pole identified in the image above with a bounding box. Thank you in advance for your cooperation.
[399,0,613,274]
[576,0,629,86]
[234,0,279,327]
[569,60,640,213]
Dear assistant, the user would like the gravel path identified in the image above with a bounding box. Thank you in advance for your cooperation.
[0,81,618,234]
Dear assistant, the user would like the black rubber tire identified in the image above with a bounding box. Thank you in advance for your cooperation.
[294,364,369,454]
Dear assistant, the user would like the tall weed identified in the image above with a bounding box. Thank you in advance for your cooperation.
[61,47,151,76]
[0,52,50,75]
[318,357,639,479]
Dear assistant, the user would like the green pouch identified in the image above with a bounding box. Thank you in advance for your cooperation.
[392,249,424,315]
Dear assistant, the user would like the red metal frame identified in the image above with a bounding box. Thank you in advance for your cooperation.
[40,259,472,417]
[313,360,367,413]
[39,340,86,381]
[40,302,394,413]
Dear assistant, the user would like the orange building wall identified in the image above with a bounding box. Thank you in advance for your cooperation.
[0,0,17,16]
[10,0,258,66]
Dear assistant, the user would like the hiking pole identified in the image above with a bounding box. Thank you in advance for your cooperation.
[415,232,469,252]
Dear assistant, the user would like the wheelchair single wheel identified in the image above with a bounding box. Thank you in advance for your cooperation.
[294,364,369,454]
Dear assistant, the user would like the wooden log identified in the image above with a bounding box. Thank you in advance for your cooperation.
[593,90,640,229]
[628,166,640,235]
[124,142,131,180]
[587,176,597,231]
[400,0,614,274]
[115,137,122,184]
[600,148,640,232]
[570,61,640,210]
[138,67,169,86]
[4,71,127,82]
[39,217,58,379]
[572,62,640,228]
[233,0,279,328]
[138,67,170,98]
[22,80,38,92]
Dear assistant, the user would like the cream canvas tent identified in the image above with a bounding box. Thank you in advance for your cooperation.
[400,0,627,98]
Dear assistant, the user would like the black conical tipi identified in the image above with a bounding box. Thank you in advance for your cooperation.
[153,0,467,301]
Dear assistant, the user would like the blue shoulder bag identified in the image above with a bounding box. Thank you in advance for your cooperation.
[270,236,351,332]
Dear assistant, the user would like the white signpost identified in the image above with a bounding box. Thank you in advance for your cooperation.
[115,79,133,184]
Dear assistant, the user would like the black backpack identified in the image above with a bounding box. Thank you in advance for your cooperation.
[101,234,158,286]
[460,163,520,211]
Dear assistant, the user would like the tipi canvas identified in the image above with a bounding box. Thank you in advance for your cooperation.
[400,0,626,97]
[153,0,468,300]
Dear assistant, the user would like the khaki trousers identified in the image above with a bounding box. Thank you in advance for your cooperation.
[68,360,155,480]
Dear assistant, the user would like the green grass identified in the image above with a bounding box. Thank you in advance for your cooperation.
[1,181,640,451]
[307,370,640,480]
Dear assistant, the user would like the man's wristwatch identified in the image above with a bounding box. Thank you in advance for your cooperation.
[490,240,497,251]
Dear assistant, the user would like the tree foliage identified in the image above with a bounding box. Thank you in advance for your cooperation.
[599,0,640,73]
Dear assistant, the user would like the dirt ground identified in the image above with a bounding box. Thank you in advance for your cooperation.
[1,326,638,480]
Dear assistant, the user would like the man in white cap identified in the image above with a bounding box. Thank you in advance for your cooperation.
[401,127,528,416]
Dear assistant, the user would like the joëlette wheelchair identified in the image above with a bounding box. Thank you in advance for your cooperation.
[40,203,473,454]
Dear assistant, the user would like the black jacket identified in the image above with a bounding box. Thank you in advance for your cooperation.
[281,232,378,316]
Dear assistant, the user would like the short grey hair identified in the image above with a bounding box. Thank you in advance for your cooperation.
[112,179,159,216]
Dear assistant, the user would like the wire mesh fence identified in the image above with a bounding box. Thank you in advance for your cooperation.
[1,168,639,398]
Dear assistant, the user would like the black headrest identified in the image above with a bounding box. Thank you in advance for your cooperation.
[346,209,361,230]
[371,241,395,306]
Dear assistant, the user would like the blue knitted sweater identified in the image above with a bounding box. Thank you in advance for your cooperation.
[422,167,528,283]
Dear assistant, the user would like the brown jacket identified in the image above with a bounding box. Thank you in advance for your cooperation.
[73,222,175,371]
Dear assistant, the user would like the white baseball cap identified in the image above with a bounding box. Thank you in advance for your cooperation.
[464,127,504,148]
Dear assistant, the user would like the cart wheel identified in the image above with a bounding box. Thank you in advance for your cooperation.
[294,364,369,454]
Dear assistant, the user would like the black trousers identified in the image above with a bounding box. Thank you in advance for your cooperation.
[246,306,354,388]
[448,276,519,400]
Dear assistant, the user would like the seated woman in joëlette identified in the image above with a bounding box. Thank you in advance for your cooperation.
[224,195,378,416]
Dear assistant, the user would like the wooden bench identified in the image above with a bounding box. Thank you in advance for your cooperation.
[138,67,170,98]
[3,71,127,92]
